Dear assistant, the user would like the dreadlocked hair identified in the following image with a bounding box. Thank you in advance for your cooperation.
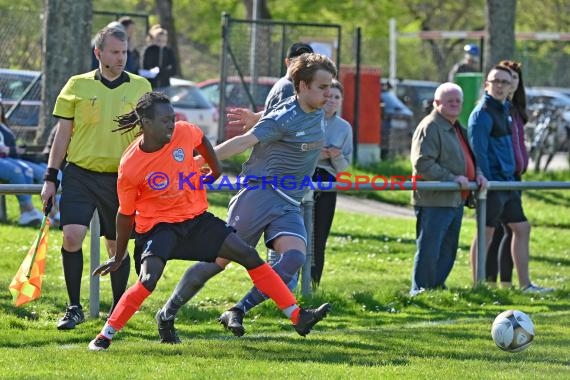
[113,91,171,135]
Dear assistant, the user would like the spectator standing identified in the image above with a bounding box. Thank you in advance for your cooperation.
[311,79,352,288]
[155,53,337,340]
[485,60,530,288]
[448,44,480,82]
[117,17,141,74]
[141,25,177,89]
[467,66,552,293]
[41,26,152,330]
[410,82,486,296]
[87,92,330,350]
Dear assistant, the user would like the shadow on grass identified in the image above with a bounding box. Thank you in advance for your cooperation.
[330,231,416,246]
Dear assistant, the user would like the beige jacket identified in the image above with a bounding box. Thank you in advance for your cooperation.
[411,110,480,207]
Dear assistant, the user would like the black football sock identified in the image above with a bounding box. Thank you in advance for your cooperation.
[61,247,83,307]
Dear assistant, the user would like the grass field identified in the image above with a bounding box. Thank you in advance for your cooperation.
[0,167,569,379]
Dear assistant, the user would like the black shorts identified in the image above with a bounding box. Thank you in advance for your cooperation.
[486,190,527,227]
[133,212,235,269]
[59,163,119,239]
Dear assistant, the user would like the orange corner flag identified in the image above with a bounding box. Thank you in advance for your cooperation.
[9,217,50,307]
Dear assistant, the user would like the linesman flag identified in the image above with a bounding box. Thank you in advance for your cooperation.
[9,216,50,307]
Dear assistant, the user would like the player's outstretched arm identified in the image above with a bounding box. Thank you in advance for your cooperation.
[195,135,222,182]
[92,213,134,276]
[214,132,259,161]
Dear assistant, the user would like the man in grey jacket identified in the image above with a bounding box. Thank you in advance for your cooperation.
[409,82,487,296]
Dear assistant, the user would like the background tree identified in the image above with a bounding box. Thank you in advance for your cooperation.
[484,0,516,74]
[35,0,92,146]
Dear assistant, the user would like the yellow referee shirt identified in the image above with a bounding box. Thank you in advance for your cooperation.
[53,70,151,172]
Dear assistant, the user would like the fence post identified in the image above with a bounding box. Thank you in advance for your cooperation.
[89,210,100,318]
[475,187,487,283]
[0,195,7,223]
[301,190,315,297]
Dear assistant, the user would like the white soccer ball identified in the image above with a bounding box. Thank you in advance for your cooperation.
[491,310,535,352]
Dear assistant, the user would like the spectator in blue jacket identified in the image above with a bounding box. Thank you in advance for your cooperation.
[467,65,552,293]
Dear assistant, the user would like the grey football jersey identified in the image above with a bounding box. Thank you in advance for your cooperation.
[241,97,325,203]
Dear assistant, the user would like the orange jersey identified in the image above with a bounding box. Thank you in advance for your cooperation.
[117,121,208,233]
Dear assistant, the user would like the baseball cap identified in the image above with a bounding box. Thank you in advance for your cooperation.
[464,44,479,56]
[286,42,313,59]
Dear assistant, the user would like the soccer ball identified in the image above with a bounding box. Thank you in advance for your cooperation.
[491,310,535,352]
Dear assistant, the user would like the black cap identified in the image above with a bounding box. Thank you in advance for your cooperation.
[286,42,313,59]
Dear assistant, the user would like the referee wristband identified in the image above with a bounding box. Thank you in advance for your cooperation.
[43,167,59,183]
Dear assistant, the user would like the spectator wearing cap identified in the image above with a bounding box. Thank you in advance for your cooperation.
[448,44,480,82]
[264,42,314,109]
[225,42,315,130]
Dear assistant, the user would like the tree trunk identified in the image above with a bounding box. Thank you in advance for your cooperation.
[155,0,181,77]
[35,0,92,146]
[484,0,516,74]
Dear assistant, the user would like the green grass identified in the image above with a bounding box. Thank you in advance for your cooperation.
[0,165,569,379]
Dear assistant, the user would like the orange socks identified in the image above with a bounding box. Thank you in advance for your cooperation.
[247,263,299,321]
[107,280,152,332]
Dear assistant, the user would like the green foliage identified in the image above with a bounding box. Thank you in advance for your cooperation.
[3,1,569,84]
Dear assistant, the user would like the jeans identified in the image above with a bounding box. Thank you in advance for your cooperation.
[0,158,34,205]
[411,205,464,293]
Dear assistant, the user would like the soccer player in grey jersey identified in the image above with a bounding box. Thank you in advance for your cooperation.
[155,53,337,340]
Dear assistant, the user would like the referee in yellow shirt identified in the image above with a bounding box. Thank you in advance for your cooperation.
[41,26,151,330]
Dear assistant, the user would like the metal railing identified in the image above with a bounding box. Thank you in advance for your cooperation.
[2,180,569,317]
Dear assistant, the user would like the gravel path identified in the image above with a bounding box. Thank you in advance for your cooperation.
[335,194,414,218]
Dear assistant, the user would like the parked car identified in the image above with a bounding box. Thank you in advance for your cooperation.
[197,76,279,140]
[384,78,440,127]
[0,68,41,128]
[526,87,570,109]
[380,85,415,158]
[156,78,219,145]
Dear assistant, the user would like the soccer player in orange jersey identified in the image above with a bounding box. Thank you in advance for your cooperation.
[88,92,329,350]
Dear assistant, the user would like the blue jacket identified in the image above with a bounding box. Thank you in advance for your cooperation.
[468,92,515,181]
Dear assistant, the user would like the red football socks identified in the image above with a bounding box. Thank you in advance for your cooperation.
[107,280,152,332]
[247,263,298,315]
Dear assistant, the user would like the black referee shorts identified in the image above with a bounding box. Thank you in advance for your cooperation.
[59,163,119,239]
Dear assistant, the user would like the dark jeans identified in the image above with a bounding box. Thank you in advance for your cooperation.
[411,206,464,292]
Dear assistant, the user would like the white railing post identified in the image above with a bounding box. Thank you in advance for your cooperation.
[475,187,488,283]
[89,210,100,318]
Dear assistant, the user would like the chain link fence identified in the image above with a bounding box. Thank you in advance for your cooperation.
[216,15,341,141]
